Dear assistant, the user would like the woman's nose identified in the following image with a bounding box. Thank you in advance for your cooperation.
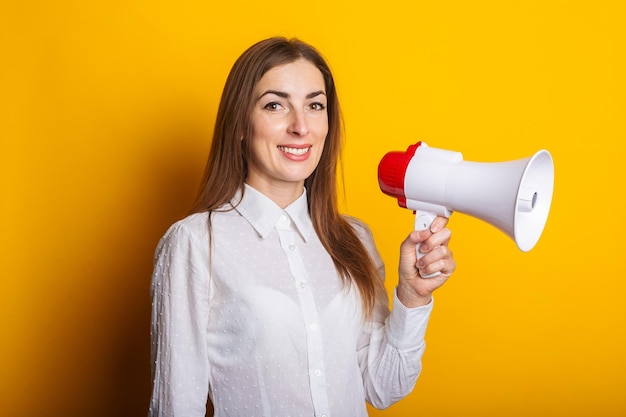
[289,109,309,136]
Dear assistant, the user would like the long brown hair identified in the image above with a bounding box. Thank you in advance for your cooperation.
[191,37,384,318]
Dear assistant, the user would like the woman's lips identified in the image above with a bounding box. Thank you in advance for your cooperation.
[277,145,312,160]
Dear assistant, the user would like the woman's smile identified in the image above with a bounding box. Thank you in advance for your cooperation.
[277,144,313,159]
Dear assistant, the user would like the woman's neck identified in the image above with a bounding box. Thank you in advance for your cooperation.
[244,179,305,209]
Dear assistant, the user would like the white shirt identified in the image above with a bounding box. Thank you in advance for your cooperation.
[149,184,433,417]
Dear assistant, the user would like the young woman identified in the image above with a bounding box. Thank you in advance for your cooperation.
[149,37,455,417]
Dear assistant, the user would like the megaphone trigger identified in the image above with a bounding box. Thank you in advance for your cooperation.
[414,210,441,279]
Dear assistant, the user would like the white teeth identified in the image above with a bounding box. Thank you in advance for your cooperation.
[278,146,310,156]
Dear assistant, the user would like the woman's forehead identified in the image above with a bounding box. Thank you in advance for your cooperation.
[255,59,325,94]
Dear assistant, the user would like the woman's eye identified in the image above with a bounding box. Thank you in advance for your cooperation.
[309,102,326,111]
[264,102,282,111]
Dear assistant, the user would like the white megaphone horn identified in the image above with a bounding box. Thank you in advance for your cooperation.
[378,142,554,278]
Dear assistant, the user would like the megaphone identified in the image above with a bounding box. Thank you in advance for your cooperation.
[378,142,554,277]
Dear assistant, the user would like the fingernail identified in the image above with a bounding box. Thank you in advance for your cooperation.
[430,222,441,233]
[421,244,429,252]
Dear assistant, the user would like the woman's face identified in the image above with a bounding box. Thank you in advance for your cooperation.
[245,58,329,203]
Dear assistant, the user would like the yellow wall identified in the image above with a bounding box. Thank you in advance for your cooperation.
[1,1,624,416]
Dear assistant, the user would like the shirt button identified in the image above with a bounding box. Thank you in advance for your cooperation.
[300,282,307,289]
[276,214,291,229]
[288,244,296,250]
[309,323,317,331]
[314,369,322,377]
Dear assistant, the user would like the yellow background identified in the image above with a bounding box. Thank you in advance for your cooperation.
[1,0,624,416]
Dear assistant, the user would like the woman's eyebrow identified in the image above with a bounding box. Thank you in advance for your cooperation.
[306,90,327,99]
[258,90,289,100]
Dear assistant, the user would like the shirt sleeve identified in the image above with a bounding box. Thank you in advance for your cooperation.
[351,219,434,410]
[148,219,211,417]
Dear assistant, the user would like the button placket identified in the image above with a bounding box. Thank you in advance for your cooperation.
[275,213,330,417]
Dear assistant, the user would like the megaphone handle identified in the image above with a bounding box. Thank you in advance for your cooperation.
[414,210,441,279]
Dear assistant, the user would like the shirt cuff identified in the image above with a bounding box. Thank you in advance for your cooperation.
[386,288,434,350]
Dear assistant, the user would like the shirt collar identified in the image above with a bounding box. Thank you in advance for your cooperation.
[232,184,314,241]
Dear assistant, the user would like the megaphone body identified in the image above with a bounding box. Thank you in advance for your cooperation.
[378,142,554,277]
